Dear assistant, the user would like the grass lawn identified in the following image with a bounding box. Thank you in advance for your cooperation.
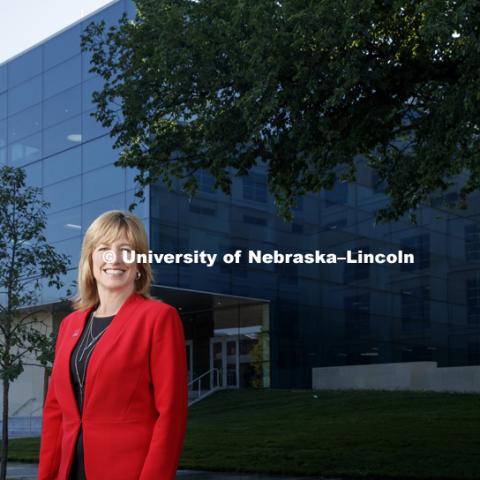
[6,389,480,479]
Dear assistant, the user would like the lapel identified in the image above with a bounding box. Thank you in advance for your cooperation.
[61,291,143,419]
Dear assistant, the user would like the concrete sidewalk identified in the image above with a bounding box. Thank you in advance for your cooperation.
[7,463,331,479]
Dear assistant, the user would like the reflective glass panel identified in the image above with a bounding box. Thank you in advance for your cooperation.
[126,166,141,190]
[23,161,42,187]
[81,1,126,79]
[51,237,81,269]
[46,207,82,242]
[8,76,42,115]
[44,24,82,70]
[81,48,96,82]
[126,0,136,19]
[82,135,119,172]
[82,75,104,112]
[43,55,81,99]
[0,65,6,92]
[82,110,110,142]
[43,85,82,129]
[41,266,77,305]
[43,176,81,213]
[43,147,81,186]
[43,115,82,157]
[0,93,6,120]
[82,193,125,231]
[8,46,42,87]
[82,164,125,203]
[8,104,42,142]
[0,148,6,165]
[8,133,42,167]
[127,189,148,218]
[83,2,125,31]
[0,119,6,147]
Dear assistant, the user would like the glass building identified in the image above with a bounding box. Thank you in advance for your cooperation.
[1,0,479,420]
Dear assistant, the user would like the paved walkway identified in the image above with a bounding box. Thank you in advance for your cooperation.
[7,463,331,479]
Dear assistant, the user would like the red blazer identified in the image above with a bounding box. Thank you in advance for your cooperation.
[38,292,189,480]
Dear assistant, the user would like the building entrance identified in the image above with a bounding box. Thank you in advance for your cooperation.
[150,284,270,390]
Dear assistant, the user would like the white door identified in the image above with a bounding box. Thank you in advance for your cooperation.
[209,337,239,388]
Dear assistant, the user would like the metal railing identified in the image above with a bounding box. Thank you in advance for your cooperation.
[188,367,225,406]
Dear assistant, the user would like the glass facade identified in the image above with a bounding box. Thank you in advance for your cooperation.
[0,0,148,307]
[1,0,479,390]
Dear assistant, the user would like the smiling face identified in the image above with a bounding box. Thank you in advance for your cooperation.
[91,234,138,296]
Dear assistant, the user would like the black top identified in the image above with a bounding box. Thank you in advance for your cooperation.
[68,310,115,480]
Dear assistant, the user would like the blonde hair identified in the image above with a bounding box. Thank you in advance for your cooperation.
[72,210,152,311]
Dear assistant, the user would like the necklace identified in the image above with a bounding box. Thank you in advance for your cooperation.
[74,309,111,405]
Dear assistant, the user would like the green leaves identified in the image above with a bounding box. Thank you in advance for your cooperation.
[0,165,72,383]
[81,0,480,222]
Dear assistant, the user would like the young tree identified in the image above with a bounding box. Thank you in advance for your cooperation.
[0,165,71,480]
[81,0,480,223]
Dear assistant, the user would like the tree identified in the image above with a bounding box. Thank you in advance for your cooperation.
[0,166,71,480]
[81,0,480,223]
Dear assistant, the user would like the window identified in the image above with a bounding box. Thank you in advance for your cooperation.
[126,166,141,190]
[126,0,137,19]
[8,46,42,87]
[44,55,82,99]
[243,173,267,203]
[43,115,82,157]
[0,119,6,148]
[82,193,125,229]
[243,215,267,226]
[24,161,42,188]
[82,75,105,112]
[189,204,216,216]
[400,234,430,271]
[83,135,119,172]
[194,170,216,193]
[401,286,430,331]
[276,263,297,285]
[44,176,81,213]
[371,171,386,193]
[82,110,110,142]
[466,273,480,324]
[465,224,480,261]
[219,244,247,276]
[344,245,370,283]
[0,65,6,93]
[44,24,82,70]
[291,223,303,234]
[8,76,42,115]
[9,133,42,167]
[43,147,81,186]
[126,189,148,217]
[325,181,348,206]
[0,93,6,120]
[401,345,433,362]
[43,85,82,129]
[82,164,125,203]
[323,218,347,231]
[293,196,303,211]
[45,207,82,242]
[8,104,42,143]
[344,294,370,339]
[468,342,480,365]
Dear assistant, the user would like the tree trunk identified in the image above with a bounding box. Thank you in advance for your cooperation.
[0,377,9,480]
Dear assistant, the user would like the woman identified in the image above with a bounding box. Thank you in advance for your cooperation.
[38,210,188,480]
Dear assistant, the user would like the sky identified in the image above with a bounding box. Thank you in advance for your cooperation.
[0,0,116,64]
